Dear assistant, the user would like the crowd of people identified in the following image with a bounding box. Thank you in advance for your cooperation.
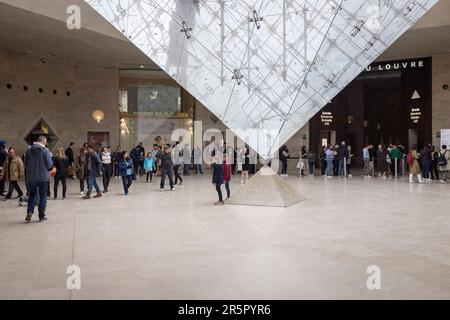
[279,141,450,184]
[2,136,449,222]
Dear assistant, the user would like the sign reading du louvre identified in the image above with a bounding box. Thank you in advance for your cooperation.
[364,59,425,72]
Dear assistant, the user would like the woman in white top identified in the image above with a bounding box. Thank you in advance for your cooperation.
[100,146,112,193]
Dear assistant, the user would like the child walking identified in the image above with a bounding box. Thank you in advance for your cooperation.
[144,152,156,182]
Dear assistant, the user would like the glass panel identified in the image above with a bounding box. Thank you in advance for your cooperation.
[88,0,438,156]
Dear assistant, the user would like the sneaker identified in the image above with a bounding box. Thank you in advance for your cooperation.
[160,189,164,192]
[171,188,175,191]
[178,181,183,185]
[25,214,32,223]
[80,191,85,196]
[62,197,67,200]
[440,180,447,184]
[39,217,47,222]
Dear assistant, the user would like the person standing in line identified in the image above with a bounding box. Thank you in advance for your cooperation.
[437,145,450,183]
[144,152,156,183]
[325,145,334,178]
[193,144,203,175]
[82,145,103,199]
[346,145,353,178]
[53,147,69,200]
[376,145,389,179]
[65,142,75,179]
[337,141,348,178]
[118,151,134,195]
[2,147,24,200]
[241,146,251,184]
[307,147,317,177]
[319,146,327,177]
[172,142,184,186]
[24,136,53,223]
[279,145,290,177]
[407,145,424,183]
[389,144,401,177]
[212,156,225,205]
[75,147,88,195]
[363,144,373,177]
[160,145,175,191]
[112,146,122,179]
[430,146,440,181]
[0,141,8,196]
[100,146,112,193]
[182,143,191,176]
[223,153,232,200]
[420,144,432,182]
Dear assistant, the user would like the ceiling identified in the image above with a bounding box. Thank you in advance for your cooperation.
[0,0,449,69]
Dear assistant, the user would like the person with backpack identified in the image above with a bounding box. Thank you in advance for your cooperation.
[437,145,450,184]
[24,136,54,222]
[407,145,424,183]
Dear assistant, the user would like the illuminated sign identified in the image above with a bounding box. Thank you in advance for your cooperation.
[410,107,422,123]
[320,112,333,126]
[365,60,424,72]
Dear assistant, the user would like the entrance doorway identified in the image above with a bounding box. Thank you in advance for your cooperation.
[319,130,336,147]
[87,131,110,151]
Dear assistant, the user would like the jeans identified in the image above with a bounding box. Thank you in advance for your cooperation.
[160,168,174,189]
[194,164,203,174]
[27,181,49,219]
[308,161,315,175]
[53,176,67,198]
[216,184,223,202]
[174,165,183,184]
[421,161,431,179]
[183,163,190,176]
[224,181,230,199]
[321,159,326,175]
[121,175,133,194]
[113,162,120,177]
[325,159,333,176]
[79,178,87,192]
[87,175,101,195]
[338,159,345,176]
[281,160,288,174]
[146,171,153,182]
[6,180,24,198]
[102,163,112,191]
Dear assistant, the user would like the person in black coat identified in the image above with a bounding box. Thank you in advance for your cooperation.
[0,141,7,195]
[212,156,225,205]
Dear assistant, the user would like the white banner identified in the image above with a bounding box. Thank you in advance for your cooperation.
[441,129,450,148]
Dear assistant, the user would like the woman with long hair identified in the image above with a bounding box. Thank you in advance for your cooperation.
[53,147,70,199]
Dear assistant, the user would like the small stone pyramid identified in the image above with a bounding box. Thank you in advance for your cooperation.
[227,167,305,207]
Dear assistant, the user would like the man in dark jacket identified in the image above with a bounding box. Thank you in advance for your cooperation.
[65,142,75,178]
[24,136,53,222]
[337,141,349,177]
[0,141,7,195]
[82,145,102,199]
[160,145,175,191]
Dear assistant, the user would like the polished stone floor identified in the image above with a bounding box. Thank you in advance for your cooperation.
[0,173,449,300]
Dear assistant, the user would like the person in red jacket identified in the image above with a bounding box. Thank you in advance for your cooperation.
[223,153,232,200]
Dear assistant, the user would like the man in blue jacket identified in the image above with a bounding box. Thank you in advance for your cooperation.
[24,136,53,222]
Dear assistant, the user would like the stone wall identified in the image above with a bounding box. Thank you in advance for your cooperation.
[432,54,450,147]
[0,51,119,154]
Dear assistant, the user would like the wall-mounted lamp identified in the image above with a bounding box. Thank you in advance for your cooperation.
[92,109,105,123]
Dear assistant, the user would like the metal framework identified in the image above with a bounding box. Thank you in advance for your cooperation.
[87,0,437,156]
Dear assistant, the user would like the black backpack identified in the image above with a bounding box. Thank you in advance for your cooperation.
[438,151,448,167]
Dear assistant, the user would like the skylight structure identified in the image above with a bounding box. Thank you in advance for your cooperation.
[87,0,437,156]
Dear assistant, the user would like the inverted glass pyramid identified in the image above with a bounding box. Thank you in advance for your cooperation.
[87,0,437,157]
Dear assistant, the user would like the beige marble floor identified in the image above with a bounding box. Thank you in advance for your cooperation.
[0,174,449,300]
